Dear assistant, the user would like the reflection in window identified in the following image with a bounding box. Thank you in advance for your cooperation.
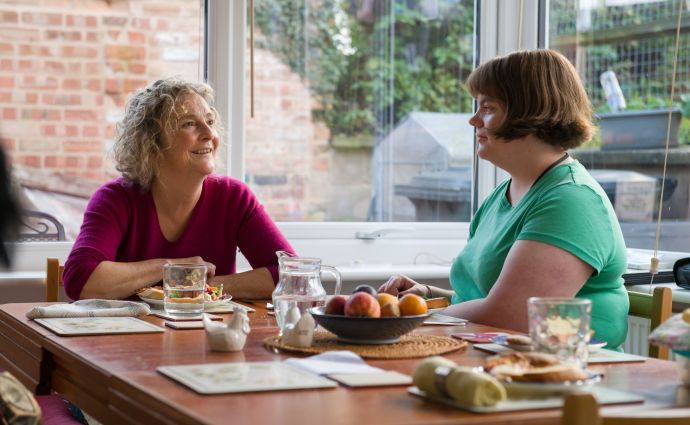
[248,0,476,222]
[550,0,690,252]
[0,0,204,239]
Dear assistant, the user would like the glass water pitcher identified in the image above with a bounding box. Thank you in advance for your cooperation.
[272,250,342,330]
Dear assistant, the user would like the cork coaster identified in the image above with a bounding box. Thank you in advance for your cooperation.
[264,331,468,359]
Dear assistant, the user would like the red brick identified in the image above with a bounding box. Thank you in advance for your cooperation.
[0,59,11,70]
[83,126,99,137]
[66,15,97,28]
[0,11,18,23]
[0,92,11,102]
[26,93,38,103]
[87,156,103,168]
[65,125,79,137]
[64,140,102,153]
[22,12,62,26]
[18,59,39,71]
[85,31,98,43]
[0,43,13,55]
[0,76,14,88]
[62,78,81,90]
[41,124,56,136]
[44,155,59,168]
[129,63,146,74]
[2,107,15,120]
[65,156,84,168]
[105,45,145,61]
[132,17,151,30]
[67,62,82,73]
[128,31,145,44]
[18,155,41,167]
[86,79,101,91]
[64,109,98,121]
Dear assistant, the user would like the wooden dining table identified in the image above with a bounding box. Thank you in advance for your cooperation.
[1,301,688,425]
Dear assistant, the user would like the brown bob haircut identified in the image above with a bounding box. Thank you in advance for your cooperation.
[466,49,595,149]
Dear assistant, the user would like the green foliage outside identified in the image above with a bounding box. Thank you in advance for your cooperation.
[253,0,475,141]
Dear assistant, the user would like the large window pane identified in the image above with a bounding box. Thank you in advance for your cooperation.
[549,0,690,253]
[0,0,204,240]
[247,0,476,222]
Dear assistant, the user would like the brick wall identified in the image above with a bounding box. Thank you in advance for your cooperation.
[0,0,338,226]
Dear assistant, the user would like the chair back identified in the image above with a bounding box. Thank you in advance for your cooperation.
[627,286,672,359]
[46,258,64,302]
[562,392,690,425]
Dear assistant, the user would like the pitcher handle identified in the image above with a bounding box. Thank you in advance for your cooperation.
[320,265,342,296]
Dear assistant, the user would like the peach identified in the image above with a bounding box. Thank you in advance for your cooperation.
[325,295,347,315]
[344,292,381,318]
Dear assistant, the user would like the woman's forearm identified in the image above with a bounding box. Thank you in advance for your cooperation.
[210,267,275,300]
[79,259,168,300]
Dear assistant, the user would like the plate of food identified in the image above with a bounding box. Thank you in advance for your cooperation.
[482,351,601,396]
[136,285,232,309]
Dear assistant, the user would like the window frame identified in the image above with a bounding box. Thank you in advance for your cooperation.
[8,0,544,272]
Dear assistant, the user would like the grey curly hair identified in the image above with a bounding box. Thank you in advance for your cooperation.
[112,77,223,190]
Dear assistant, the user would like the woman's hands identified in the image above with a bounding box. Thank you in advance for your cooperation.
[378,274,428,298]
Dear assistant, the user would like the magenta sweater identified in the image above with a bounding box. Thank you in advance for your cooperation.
[63,175,294,300]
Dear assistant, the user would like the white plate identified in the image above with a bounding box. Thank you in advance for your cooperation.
[588,339,607,352]
[137,295,233,309]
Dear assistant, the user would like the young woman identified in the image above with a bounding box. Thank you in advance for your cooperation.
[379,50,628,349]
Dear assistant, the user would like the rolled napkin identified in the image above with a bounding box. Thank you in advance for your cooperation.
[413,356,507,407]
[26,300,151,319]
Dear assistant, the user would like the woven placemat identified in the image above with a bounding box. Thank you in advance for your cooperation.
[264,331,468,359]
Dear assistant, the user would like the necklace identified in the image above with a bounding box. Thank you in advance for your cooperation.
[533,152,569,185]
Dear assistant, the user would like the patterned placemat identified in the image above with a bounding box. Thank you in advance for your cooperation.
[264,331,468,359]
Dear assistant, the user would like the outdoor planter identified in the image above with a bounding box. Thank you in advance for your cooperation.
[598,108,682,150]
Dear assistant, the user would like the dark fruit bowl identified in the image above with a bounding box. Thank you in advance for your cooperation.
[308,307,431,345]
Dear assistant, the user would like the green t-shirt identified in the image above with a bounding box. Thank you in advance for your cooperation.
[450,160,628,349]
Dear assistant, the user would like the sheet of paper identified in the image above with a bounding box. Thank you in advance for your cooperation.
[158,362,337,394]
[285,351,384,375]
[165,321,205,330]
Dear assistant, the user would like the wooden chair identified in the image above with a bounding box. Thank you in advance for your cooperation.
[627,286,672,360]
[45,258,64,302]
[562,392,690,425]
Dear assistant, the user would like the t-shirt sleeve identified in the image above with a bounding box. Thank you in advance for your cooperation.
[517,184,615,274]
[233,184,294,284]
[62,183,130,300]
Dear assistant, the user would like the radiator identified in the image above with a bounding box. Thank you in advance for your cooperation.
[624,315,676,360]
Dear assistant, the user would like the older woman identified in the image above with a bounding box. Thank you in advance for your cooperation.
[379,50,628,349]
[63,77,294,300]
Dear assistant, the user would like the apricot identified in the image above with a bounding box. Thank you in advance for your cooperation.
[344,292,381,318]
[377,292,398,307]
[398,293,428,316]
[325,295,347,315]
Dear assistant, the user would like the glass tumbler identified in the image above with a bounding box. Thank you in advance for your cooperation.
[163,263,207,316]
[527,297,592,369]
